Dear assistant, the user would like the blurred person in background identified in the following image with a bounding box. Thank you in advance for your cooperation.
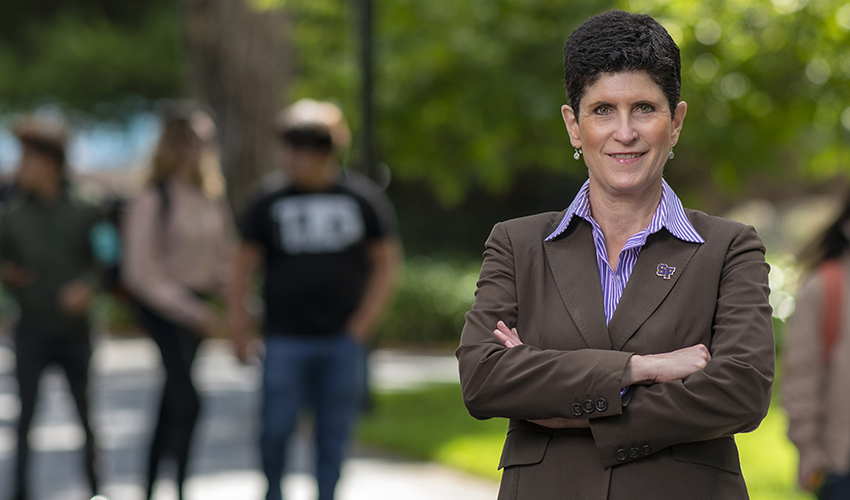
[0,116,101,500]
[457,11,774,499]
[228,99,400,500]
[122,103,235,500]
[784,192,850,500]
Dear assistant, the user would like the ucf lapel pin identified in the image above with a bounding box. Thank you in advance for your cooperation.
[656,263,676,280]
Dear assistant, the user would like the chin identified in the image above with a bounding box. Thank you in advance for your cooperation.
[608,178,661,196]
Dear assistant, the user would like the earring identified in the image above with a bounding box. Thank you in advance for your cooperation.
[574,148,582,161]
[668,147,675,160]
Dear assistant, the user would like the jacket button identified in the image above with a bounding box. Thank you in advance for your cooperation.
[641,445,652,455]
[628,447,641,459]
[615,449,627,461]
[595,398,608,412]
[571,403,584,416]
[583,399,595,413]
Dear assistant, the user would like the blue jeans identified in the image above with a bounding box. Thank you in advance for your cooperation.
[818,472,850,500]
[261,334,364,500]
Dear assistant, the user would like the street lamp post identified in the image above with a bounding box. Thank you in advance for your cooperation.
[359,0,375,180]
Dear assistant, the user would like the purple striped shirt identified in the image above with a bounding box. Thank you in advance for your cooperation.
[545,179,704,324]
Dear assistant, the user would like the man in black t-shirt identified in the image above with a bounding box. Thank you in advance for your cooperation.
[229,99,400,500]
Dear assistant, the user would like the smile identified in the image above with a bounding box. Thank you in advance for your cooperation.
[609,153,644,159]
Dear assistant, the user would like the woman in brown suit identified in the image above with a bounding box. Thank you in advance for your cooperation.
[457,10,774,500]
[784,194,850,500]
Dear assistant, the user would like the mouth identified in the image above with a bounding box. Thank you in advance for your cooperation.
[608,152,645,159]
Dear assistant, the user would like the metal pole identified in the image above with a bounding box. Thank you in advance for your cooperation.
[360,0,375,179]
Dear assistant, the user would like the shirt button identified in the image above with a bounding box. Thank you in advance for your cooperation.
[571,403,584,417]
[583,399,595,414]
[615,449,627,461]
[641,445,652,455]
[628,447,641,459]
[595,398,608,412]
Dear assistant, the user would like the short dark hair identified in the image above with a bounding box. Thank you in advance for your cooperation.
[564,10,681,120]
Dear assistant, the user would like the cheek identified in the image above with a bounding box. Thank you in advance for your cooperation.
[17,163,39,184]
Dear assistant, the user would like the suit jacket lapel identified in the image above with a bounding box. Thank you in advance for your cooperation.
[608,230,701,350]
[544,219,612,350]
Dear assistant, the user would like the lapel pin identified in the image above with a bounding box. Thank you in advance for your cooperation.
[656,263,676,280]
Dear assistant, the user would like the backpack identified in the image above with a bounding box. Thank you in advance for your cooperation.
[818,259,844,362]
[92,182,171,301]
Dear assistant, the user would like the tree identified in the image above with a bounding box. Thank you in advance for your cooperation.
[0,0,183,116]
[280,0,850,212]
[182,0,292,210]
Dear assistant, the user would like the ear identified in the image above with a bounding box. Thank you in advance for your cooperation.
[561,105,582,149]
[670,101,687,147]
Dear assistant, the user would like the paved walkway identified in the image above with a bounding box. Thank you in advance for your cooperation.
[0,337,498,500]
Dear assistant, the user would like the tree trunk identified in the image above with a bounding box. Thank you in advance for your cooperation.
[182,0,291,212]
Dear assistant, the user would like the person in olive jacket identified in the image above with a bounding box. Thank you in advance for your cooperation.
[0,116,101,500]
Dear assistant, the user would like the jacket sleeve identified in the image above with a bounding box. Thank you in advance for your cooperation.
[213,199,238,300]
[589,225,775,467]
[783,272,829,471]
[456,222,633,422]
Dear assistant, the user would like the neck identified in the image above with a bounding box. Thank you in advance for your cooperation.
[33,180,62,202]
[588,181,663,268]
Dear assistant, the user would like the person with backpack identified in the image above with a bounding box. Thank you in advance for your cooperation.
[122,103,235,500]
[0,116,101,500]
[784,193,850,500]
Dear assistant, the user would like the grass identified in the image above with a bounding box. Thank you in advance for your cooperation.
[358,384,505,478]
[357,383,815,500]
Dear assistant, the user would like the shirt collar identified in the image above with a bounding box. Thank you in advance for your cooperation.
[544,179,704,244]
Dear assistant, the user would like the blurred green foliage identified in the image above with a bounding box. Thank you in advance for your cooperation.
[374,257,479,347]
[357,383,506,477]
[6,0,850,209]
[0,0,182,116]
[270,0,850,210]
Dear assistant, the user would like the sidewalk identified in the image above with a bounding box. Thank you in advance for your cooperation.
[0,337,499,500]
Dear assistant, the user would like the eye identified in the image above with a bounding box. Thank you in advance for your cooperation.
[594,106,612,115]
[636,104,655,113]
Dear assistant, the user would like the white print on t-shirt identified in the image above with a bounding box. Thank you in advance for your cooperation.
[271,194,365,254]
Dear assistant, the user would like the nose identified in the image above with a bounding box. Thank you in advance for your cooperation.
[612,114,638,144]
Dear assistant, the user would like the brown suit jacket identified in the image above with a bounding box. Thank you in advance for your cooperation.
[457,208,774,500]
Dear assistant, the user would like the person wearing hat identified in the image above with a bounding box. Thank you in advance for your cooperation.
[228,99,401,500]
[0,116,101,500]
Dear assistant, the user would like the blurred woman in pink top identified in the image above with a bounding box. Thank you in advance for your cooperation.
[122,103,235,500]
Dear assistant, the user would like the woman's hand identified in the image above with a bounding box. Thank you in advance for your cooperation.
[493,320,523,348]
[621,344,711,386]
[798,454,826,492]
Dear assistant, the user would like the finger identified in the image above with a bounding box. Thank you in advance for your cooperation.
[498,322,518,340]
[492,329,515,348]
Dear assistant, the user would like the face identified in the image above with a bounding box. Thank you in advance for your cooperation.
[177,112,216,172]
[16,146,60,194]
[562,71,687,200]
[278,143,334,187]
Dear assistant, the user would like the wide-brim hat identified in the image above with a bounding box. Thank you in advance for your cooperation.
[13,115,69,155]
